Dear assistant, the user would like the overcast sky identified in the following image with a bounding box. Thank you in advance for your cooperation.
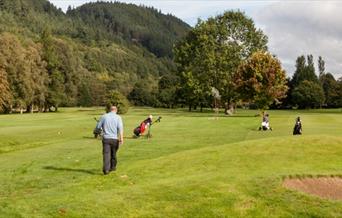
[48,0,342,78]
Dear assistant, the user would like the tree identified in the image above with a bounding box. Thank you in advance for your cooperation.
[291,80,325,109]
[317,56,340,108]
[211,87,221,116]
[174,11,268,113]
[234,51,288,110]
[157,73,178,108]
[52,39,80,106]
[41,28,65,111]
[306,54,316,81]
[290,54,322,108]
[0,33,33,113]
[24,42,49,112]
[77,69,107,107]
[128,79,158,106]
[336,78,342,107]
[67,5,72,13]
[318,56,325,78]
[106,90,130,114]
[173,27,209,111]
[320,73,339,107]
[0,69,11,112]
[291,55,306,86]
[291,55,319,86]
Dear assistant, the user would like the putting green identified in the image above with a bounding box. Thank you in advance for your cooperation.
[0,107,341,217]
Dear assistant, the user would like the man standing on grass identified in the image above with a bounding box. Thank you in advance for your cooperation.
[95,106,124,175]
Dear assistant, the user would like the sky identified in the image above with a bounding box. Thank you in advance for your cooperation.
[48,0,342,78]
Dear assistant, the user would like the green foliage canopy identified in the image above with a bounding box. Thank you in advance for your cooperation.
[106,90,130,114]
[292,80,325,109]
[174,11,268,110]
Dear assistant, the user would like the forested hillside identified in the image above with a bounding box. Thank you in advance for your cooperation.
[67,2,189,58]
[0,0,190,113]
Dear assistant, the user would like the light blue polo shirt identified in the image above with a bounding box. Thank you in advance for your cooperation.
[96,112,123,139]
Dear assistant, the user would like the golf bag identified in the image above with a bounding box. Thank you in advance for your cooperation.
[133,117,152,137]
[293,119,302,135]
[133,116,162,137]
[93,117,103,139]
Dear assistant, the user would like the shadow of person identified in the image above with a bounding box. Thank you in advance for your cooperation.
[43,166,100,175]
[83,136,98,139]
[123,136,136,139]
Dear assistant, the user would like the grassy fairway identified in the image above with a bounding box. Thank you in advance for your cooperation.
[0,108,342,217]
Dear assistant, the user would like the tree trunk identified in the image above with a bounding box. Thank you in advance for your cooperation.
[224,102,235,115]
[200,103,203,112]
[44,103,48,112]
[224,102,229,115]
[38,105,43,113]
[188,104,192,112]
[27,104,34,113]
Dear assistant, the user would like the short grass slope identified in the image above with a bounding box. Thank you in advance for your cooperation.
[0,108,342,217]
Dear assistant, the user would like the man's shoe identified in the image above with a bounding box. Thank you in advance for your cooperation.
[110,167,116,172]
[103,170,110,175]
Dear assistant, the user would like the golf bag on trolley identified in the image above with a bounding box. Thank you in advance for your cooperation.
[93,117,103,139]
[133,115,162,138]
[133,117,152,137]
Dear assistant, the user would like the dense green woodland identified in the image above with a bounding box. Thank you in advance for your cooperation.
[0,0,190,112]
[0,0,341,114]
[285,55,342,109]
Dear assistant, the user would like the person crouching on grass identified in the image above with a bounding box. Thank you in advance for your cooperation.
[259,113,272,131]
[94,106,124,175]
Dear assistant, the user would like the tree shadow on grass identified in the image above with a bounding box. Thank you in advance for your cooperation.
[43,166,101,175]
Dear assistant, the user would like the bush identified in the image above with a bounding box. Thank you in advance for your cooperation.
[105,90,130,114]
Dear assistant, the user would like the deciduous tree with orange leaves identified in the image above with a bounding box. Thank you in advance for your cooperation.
[234,51,288,110]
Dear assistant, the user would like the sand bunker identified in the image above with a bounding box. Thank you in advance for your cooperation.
[283,177,342,201]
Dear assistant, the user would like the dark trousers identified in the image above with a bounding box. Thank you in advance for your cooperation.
[102,138,119,173]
